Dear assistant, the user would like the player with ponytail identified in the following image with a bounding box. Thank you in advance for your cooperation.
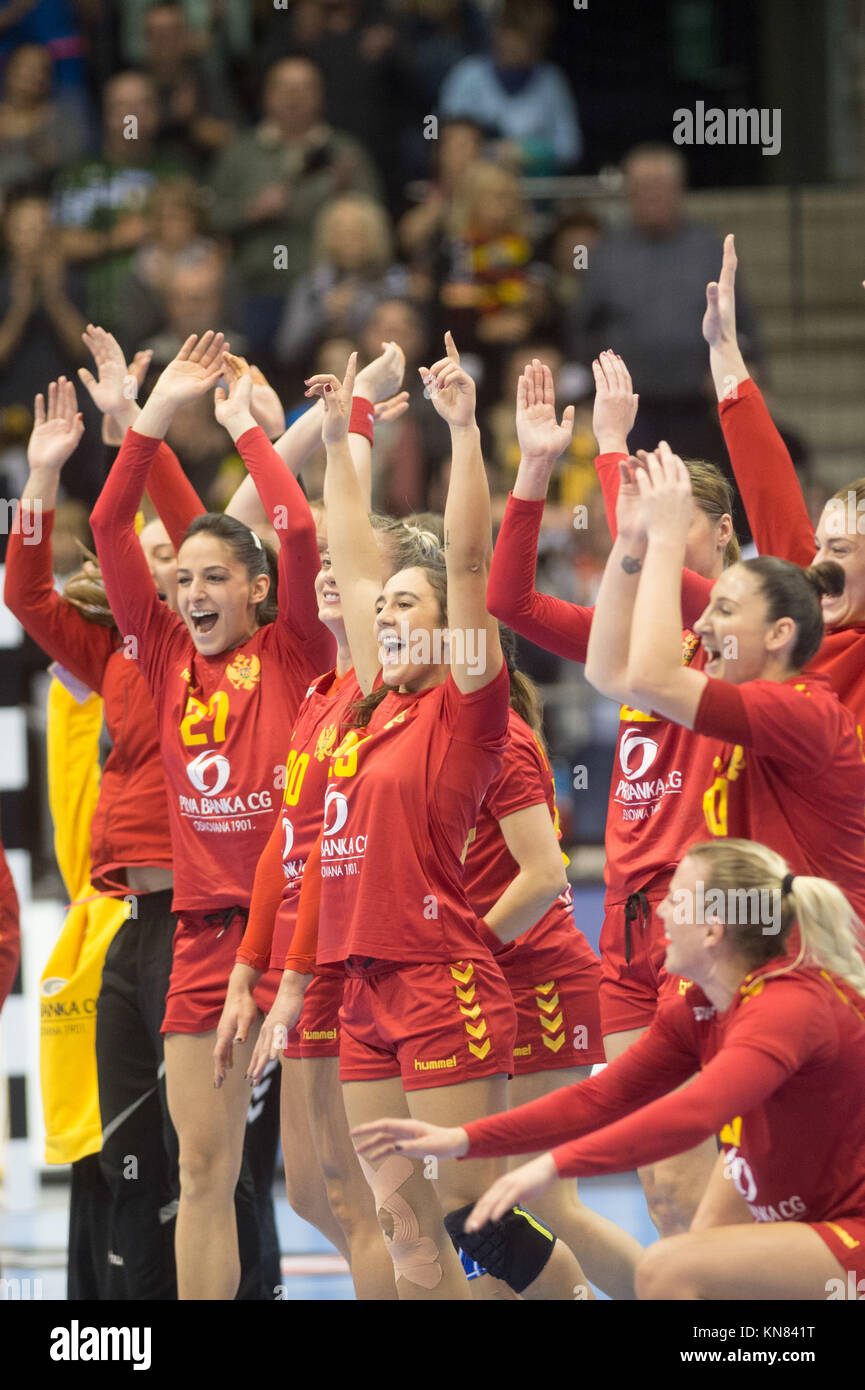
[354,838,865,1301]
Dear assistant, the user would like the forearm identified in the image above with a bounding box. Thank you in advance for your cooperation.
[626,535,687,700]
[443,422,490,568]
[134,386,181,441]
[272,399,325,475]
[146,443,206,550]
[43,293,86,362]
[512,452,555,503]
[0,298,32,364]
[709,338,749,404]
[22,465,61,510]
[482,869,563,945]
[323,436,380,587]
[584,534,645,698]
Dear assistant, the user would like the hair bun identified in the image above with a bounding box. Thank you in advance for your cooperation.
[804,560,845,599]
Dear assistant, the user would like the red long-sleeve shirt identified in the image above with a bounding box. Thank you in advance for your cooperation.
[465,962,865,1226]
[719,377,865,729]
[3,442,202,890]
[90,426,334,912]
[487,463,716,901]
[0,838,20,1009]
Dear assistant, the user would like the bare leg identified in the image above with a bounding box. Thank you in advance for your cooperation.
[165,1026,259,1300]
[342,1077,471,1300]
[605,1027,717,1236]
[509,1066,643,1299]
[636,1222,848,1300]
[302,1057,397,1300]
[690,1148,755,1231]
[409,1075,589,1301]
[279,1057,350,1259]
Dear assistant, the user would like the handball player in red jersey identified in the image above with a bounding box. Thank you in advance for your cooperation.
[354,837,865,1301]
[90,333,336,1300]
[461,634,643,1299]
[584,441,865,924]
[704,234,865,731]
[211,351,415,1302]
[487,355,737,1235]
[257,336,588,1300]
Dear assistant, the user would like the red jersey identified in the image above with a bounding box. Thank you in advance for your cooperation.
[316,663,511,965]
[465,961,865,1225]
[464,708,598,977]
[694,672,865,921]
[5,509,177,890]
[0,837,20,1008]
[236,666,362,971]
[90,426,334,913]
[487,490,716,900]
[720,377,865,731]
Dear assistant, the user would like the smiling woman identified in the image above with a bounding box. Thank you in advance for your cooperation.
[177,512,278,650]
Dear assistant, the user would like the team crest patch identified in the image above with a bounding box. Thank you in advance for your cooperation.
[682,633,700,665]
[225,653,261,690]
[315,724,338,762]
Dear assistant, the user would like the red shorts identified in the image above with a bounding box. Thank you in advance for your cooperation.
[339,956,517,1090]
[502,958,605,1074]
[811,1217,865,1285]
[162,909,281,1035]
[599,887,682,1036]
[281,973,344,1060]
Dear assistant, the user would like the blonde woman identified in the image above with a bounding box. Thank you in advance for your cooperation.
[355,838,865,1301]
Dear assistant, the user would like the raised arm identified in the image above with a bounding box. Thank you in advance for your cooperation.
[214,357,334,672]
[583,454,651,703]
[5,380,114,691]
[78,325,205,548]
[90,334,226,673]
[305,352,382,694]
[424,333,502,694]
[487,358,595,660]
[621,446,709,727]
[704,235,814,563]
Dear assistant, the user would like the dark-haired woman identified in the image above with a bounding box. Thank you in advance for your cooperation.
[261,335,588,1300]
[584,441,865,919]
[353,838,865,1302]
[90,334,335,1300]
[460,631,642,1298]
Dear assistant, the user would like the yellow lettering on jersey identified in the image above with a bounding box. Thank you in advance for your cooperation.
[180,690,229,746]
[702,744,745,837]
[619,704,656,723]
[719,1115,742,1147]
[283,750,309,806]
[460,827,477,864]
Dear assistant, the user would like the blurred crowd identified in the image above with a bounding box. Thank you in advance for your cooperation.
[0,0,816,846]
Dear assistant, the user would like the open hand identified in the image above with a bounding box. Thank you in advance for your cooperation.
[214,352,254,429]
[703,233,738,348]
[516,357,575,464]
[78,324,151,420]
[355,340,406,404]
[151,331,228,408]
[635,441,693,541]
[592,350,638,453]
[462,1153,559,1233]
[351,1116,469,1164]
[27,377,84,472]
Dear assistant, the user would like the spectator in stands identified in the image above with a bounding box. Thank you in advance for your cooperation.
[118,0,253,71]
[208,56,380,356]
[140,252,244,366]
[435,161,547,382]
[0,43,84,196]
[566,143,763,466]
[0,0,92,135]
[269,0,414,206]
[438,0,582,174]
[119,176,224,348]
[397,116,484,283]
[53,70,192,331]
[544,203,604,316]
[358,296,449,516]
[140,3,239,168]
[275,193,408,369]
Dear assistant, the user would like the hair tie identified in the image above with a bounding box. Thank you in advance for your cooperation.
[781,872,795,896]
[250,529,262,550]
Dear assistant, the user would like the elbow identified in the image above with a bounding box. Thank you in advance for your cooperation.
[585,653,628,702]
